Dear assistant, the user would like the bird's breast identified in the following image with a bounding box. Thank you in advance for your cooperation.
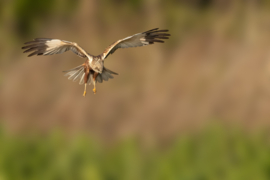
[89,60,103,73]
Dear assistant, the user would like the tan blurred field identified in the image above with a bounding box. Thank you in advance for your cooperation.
[3,1,270,179]
[1,0,270,144]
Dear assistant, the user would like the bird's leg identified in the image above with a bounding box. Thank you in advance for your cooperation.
[93,72,98,94]
[83,83,87,97]
[93,81,96,94]
[83,63,89,97]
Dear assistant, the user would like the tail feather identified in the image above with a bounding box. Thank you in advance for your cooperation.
[64,65,86,84]
[79,72,85,85]
[73,68,84,81]
[96,67,118,83]
[63,65,118,85]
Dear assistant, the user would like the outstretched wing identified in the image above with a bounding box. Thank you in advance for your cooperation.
[102,28,170,59]
[22,38,89,58]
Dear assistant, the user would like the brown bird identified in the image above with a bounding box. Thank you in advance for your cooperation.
[22,28,170,96]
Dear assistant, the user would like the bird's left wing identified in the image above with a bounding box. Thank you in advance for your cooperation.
[101,28,170,59]
[22,38,89,58]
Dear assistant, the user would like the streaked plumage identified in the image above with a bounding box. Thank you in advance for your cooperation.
[22,28,170,96]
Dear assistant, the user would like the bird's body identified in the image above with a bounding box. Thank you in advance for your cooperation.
[22,28,170,96]
[90,55,104,73]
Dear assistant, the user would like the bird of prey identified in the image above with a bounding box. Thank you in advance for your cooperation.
[22,28,170,96]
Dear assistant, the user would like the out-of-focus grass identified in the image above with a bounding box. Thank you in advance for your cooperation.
[0,125,270,180]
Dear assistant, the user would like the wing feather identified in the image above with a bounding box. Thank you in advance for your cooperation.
[22,38,89,58]
[102,28,170,59]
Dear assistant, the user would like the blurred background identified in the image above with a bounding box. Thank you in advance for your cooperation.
[1,0,270,179]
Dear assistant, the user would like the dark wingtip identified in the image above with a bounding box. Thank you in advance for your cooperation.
[24,38,48,44]
[158,29,169,32]
[151,39,165,43]
[34,38,50,41]
[156,37,169,39]
[22,46,30,49]
[144,28,159,33]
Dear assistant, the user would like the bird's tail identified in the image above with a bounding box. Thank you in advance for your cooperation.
[63,65,118,85]
[63,64,88,85]
[95,67,118,83]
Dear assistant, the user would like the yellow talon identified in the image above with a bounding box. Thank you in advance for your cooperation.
[83,91,86,97]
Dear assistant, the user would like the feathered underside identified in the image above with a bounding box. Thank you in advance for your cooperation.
[102,28,170,59]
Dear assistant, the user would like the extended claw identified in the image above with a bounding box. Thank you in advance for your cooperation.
[93,88,96,94]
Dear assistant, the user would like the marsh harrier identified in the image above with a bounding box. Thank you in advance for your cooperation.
[22,28,170,96]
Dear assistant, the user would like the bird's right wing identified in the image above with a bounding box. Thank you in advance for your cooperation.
[22,38,89,58]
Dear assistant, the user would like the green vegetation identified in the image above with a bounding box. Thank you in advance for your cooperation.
[1,0,79,37]
[0,126,270,180]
